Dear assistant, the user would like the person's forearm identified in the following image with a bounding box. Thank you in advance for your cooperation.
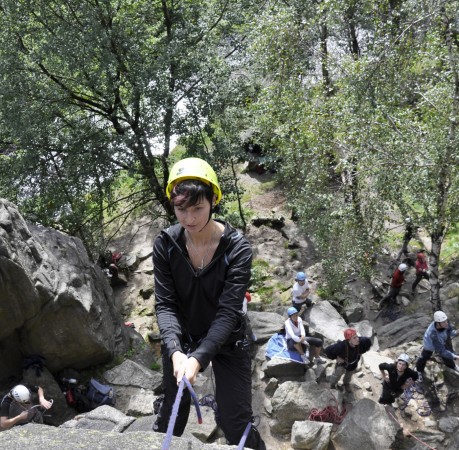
[1,415,23,430]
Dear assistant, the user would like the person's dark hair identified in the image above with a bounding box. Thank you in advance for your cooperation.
[170,179,214,208]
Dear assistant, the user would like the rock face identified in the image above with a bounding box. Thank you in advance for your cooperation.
[332,398,401,450]
[0,199,129,383]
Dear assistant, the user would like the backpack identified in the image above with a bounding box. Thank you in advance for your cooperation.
[86,378,115,408]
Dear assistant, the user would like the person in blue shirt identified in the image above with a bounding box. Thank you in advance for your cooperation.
[416,311,459,380]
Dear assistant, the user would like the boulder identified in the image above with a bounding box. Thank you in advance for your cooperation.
[376,313,431,350]
[0,423,231,449]
[291,420,333,450]
[103,359,163,414]
[248,311,284,344]
[303,301,348,344]
[332,398,400,450]
[262,358,306,379]
[60,405,135,432]
[0,199,129,383]
[270,380,335,434]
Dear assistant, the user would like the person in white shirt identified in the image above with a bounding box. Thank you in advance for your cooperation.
[284,307,326,365]
[292,272,312,316]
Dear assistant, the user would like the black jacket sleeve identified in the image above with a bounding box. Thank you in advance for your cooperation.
[324,340,345,360]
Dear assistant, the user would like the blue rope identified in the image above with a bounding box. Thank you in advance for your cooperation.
[237,421,253,450]
[161,375,253,449]
[161,376,203,450]
[183,376,202,424]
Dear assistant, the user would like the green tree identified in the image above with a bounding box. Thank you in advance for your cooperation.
[0,0,259,254]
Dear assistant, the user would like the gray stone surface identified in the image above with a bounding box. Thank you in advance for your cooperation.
[0,424,237,449]
[376,313,431,350]
[332,398,400,450]
[0,199,129,382]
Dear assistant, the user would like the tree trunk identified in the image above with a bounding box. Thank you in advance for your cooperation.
[429,233,443,312]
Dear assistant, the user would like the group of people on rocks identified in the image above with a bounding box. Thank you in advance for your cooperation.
[2,158,457,450]
[285,301,458,405]
[379,248,430,309]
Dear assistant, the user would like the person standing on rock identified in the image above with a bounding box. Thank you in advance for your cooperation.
[324,328,372,392]
[292,271,313,316]
[416,311,459,381]
[378,353,418,405]
[284,307,326,365]
[378,263,408,309]
[411,250,430,293]
[152,157,265,450]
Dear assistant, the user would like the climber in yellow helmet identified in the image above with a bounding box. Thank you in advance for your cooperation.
[152,158,266,449]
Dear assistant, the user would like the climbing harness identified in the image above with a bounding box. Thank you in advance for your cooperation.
[199,393,220,426]
[308,394,347,425]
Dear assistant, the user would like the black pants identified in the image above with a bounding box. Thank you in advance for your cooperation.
[292,299,312,311]
[416,348,456,372]
[378,381,402,405]
[379,287,401,307]
[153,342,266,450]
[412,272,429,291]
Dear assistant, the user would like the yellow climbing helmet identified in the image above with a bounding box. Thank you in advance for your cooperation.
[166,157,222,205]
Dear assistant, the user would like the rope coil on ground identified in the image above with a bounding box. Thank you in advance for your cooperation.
[308,394,347,424]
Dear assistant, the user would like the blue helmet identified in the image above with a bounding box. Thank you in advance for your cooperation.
[296,272,306,281]
[287,307,298,317]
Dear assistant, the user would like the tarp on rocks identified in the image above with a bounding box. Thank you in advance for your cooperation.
[265,333,307,364]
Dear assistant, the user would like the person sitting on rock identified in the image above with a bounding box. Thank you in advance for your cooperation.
[378,353,418,405]
[411,249,430,293]
[415,311,459,381]
[292,271,313,315]
[284,307,327,365]
[285,307,310,364]
[0,384,52,431]
[324,328,372,392]
[378,263,407,309]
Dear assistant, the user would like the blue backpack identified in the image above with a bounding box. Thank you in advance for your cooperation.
[86,378,115,408]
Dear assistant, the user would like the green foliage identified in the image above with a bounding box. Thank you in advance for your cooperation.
[0,0,261,253]
[249,259,270,292]
[149,361,161,371]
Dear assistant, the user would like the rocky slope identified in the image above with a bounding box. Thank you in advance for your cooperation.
[104,169,459,449]
[2,169,459,449]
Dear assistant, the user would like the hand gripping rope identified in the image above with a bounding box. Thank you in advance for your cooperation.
[161,376,255,450]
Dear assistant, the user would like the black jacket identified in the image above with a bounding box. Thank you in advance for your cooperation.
[324,337,372,371]
[379,363,418,393]
[153,220,252,370]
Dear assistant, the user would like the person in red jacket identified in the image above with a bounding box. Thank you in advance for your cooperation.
[411,250,430,293]
[378,263,407,308]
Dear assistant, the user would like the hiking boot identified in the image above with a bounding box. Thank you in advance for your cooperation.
[314,356,326,365]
